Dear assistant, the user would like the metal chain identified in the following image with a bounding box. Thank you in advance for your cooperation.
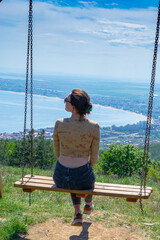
[139,0,160,214]
[22,0,33,183]
[29,0,33,205]
[21,0,33,205]
[29,0,33,178]
[29,191,32,206]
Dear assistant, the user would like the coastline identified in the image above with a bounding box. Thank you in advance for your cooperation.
[0,90,61,100]
[0,89,147,121]
[94,103,147,121]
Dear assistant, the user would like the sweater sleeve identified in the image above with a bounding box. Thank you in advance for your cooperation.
[53,120,60,158]
[90,124,100,167]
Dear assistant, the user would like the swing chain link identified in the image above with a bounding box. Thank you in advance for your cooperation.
[140,0,160,214]
[22,0,33,206]
[28,0,33,205]
[29,191,32,206]
[30,0,34,178]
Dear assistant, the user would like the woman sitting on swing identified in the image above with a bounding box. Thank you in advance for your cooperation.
[53,89,100,226]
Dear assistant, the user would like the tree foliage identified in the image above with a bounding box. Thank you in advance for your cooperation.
[148,163,160,182]
[100,144,153,177]
[146,143,160,162]
[0,130,57,169]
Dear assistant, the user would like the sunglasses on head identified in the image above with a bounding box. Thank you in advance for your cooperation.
[64,97,71,103]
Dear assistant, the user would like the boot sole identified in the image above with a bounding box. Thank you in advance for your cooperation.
[71,219,82,226]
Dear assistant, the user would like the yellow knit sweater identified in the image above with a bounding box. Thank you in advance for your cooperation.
[53,118,100,167]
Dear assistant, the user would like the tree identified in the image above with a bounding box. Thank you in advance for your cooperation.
[31,129,57,169]
[100,144,152,177]
[0,131,57,170]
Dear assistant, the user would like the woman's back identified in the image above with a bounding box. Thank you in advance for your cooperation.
[54,117,100,167]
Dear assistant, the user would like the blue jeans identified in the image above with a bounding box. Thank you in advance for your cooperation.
[53,161,95,205]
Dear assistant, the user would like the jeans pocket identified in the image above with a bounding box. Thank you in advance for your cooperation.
[74,172,95,190]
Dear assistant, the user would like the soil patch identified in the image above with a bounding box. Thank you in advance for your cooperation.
[16,217,150,240]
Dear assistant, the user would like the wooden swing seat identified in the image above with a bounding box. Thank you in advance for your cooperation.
[14,174,152,203]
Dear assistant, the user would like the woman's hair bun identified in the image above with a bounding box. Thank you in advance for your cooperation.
[70,89,92,116]
[86,102,92,113]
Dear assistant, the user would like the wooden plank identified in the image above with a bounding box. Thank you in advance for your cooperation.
[95,182,152,191]
[19,177,151,194]
[76,194,88,198]
[23,188,35,193]
[23,175,152,190]
[127,198,137,202]
[25,174,52,180]
[14,181,152,199]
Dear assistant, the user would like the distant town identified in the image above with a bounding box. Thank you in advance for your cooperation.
[1,120,160,149]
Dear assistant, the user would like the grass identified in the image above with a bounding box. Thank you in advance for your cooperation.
[0,165,160,240]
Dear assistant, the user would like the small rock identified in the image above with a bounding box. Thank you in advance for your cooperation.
[143,223,154,226]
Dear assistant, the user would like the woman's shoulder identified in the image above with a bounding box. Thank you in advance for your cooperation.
[86,120,100,138]
[86,119,100,128]
[55,118,64,123]
[55,118,71,125]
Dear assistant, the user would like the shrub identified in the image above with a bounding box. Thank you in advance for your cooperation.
[100,144,152,177]
[148,164,160,182]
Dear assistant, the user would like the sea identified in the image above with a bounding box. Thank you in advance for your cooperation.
[0,90,146,133]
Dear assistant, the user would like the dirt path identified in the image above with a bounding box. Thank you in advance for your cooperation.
[16,213,150,240]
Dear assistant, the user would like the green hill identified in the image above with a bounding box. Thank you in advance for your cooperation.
[139,143,160,162]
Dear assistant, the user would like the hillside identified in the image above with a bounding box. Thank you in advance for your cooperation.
[139,143,160,162]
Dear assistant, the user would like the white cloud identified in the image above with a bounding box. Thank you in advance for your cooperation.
[68,40,88,44]
[105,3,118,6]
[78,1,97,8]
[108,38,154,46]
[98,20,147,29]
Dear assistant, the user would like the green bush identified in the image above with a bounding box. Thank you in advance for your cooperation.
[148,164,160,182]
[93,149,104,174]
[100,144,152,177]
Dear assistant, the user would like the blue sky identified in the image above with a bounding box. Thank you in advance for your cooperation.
[37,0,158,9]
[0,0,160,81]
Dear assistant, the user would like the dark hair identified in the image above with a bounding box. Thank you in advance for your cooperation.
[70,89,92,117]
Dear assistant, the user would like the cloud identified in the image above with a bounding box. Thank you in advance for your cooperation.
[108,38,154,46]
[98,20,146,29]
[105,3,118,7]
[90,19,152,47]
[68,39,88,44]
[78,1,97,8]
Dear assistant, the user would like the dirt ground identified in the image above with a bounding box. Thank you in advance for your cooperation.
[16,211,151,240]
